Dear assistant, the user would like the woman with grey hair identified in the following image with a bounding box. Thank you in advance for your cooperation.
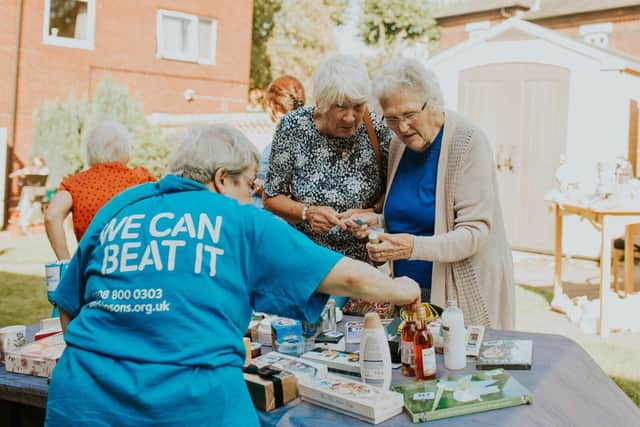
[263,54,392,265]
[45,120,156,260]
[348,58,515,329]
[46,123,420,426]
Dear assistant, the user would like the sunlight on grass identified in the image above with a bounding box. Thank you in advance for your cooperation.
[0,271,51,326]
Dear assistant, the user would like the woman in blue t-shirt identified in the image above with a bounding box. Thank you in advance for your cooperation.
[45,124,420,426]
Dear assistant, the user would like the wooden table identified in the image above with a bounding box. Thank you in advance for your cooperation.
[548,199,640,336]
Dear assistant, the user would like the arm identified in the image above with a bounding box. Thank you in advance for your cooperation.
[45,190,73,260]
[317,257,419,307]
[411,131,494,263]
[263,195,306,225]
[59,306,72,334]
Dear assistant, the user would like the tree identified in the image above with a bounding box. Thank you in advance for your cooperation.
[266,0,343,99]
[358,0,439,73]
[250,0,282,90]
[30,77,172,188]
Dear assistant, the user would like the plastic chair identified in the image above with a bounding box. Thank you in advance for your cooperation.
[612,223,640,296]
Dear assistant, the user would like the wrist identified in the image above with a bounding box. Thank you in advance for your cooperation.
[376,214,383,228]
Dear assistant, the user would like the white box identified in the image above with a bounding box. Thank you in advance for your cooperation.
[299,373,404,424]
[301,348,361,375]
[251,351,328,382]
[5,333,65,378]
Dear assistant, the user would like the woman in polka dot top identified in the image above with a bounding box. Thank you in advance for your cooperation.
[45,121,156,260]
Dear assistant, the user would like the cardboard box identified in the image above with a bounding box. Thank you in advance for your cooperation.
[243,367,298,411]
[5,333,65,378]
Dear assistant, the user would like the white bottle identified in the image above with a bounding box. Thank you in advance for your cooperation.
[359,312,392,389]
[442,299,466,370]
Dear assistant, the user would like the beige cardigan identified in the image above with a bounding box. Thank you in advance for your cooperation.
[384,110,515,329]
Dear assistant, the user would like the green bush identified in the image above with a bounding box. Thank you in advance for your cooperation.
[30,76,172,188]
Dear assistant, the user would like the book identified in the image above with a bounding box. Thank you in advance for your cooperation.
[393,370,533,423]
[476,340,533,370]
[301,348,361,375]
[250,351,328,381]
[465,325,485,358]
[299,373,404,424]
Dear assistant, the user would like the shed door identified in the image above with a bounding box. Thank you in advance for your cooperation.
[458,63,570,252]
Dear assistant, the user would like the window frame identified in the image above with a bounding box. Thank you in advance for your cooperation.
[156,9,217,65]
[42,0,96,50]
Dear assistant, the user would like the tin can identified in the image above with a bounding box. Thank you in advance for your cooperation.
[44,260,69,317]
[45,260,69,295]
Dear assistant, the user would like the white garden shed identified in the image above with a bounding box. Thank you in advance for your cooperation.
[427,18,640,257]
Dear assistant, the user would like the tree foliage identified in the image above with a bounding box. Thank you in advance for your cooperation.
[30,77,172,188]
[250,0,282,90]
[266,0,342,99]
[358,0,439,73]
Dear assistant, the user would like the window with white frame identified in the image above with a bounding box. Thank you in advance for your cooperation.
[580,23,612,48]
[43,0,96,49]
[157,10,217,64]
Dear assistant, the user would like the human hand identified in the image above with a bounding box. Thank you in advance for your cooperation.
[367,232,414,262]
[392,276,421,307]
[342,211,379,239]
[306,205,346,233]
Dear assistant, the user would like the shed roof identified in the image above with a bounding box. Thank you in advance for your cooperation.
[428,17,640,73]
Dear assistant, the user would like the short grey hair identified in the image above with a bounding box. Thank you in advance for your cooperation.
[86,120,132,166]
[373,58,445,113]
[313,54,371,113]
[168,124,259,184]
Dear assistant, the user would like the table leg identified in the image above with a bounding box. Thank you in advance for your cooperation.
[624,225,634,296]
[553,203,564,297]
[598,217,611,337]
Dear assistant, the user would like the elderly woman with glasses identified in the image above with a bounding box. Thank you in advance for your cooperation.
[45,124,420,426]
[347,58,515,329]
[263,54,391,264]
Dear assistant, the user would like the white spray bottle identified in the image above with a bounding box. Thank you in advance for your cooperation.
[359,312,392,389]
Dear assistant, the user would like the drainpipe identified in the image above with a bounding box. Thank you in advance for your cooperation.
[4,0,24,230]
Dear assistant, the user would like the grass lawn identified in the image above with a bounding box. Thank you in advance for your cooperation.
[0,271,51,326]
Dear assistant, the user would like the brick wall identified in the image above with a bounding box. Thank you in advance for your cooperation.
[2,0,253,163]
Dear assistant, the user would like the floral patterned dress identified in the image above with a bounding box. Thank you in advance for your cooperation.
[263,106,392,261]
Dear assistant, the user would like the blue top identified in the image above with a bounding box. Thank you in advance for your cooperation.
[46,174,342,426]
[385,127,443,292]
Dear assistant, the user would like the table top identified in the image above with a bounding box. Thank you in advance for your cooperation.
[1,323,638,425]
[258,326,640,427]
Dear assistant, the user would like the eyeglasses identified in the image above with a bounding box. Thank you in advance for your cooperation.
[236,173,257,192]
[383,102,427,128]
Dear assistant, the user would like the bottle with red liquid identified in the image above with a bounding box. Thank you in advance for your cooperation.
[414,304,437,381]
[400,311,417,377]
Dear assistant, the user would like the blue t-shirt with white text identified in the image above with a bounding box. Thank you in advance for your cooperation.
[46,175,342,426]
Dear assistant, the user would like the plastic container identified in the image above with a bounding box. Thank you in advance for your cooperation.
[359,312,392,389]
[442,299,466,370]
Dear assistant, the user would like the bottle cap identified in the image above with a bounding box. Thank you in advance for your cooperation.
[415,304,428,321]
[368,231,380,244]
[363,312,382,329]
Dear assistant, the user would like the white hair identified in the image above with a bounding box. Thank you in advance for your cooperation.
[86,120,132,166]
[313,54,371,113]
[372,58,445,113]
[168,124,259,184]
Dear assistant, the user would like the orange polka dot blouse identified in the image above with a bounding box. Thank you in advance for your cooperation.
[58,162,157,240]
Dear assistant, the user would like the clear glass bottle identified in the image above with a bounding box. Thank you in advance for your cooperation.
[401,312,417,377]
[414,305,437,381]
